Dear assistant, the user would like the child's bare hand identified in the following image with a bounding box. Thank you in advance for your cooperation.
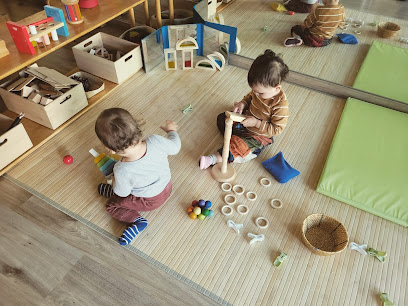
[233,102,245,114]
[242,116,260,128]
[160,120,178,133]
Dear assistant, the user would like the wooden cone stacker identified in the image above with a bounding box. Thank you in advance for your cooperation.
[211,111,246,182]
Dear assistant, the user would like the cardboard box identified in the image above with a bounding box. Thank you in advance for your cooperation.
[0,70,88,130]
[0,114,33,171]
[72,32,143,84]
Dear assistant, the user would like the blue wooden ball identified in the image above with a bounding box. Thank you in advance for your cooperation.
[198,199,205,207]
[207,210,214,217]
[204,201,212,209]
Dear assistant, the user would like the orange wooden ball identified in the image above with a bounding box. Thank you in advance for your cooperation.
[187,206,194,213]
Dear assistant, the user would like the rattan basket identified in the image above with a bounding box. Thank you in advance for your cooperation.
[377,22,400,39]
[302,214,349,256]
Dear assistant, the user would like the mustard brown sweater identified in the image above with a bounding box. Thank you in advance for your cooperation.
[304,4,345,39]
[240,90,289,138]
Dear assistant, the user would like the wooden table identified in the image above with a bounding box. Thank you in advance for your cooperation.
[0,0,149,175]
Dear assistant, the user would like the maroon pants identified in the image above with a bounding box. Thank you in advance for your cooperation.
[291,25,332,47]
[106,182,172,223]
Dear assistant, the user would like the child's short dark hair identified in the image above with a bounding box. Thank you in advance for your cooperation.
[95,108,143,153]
[248,49,289,88]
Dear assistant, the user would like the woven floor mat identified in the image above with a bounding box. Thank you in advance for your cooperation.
[7,63,408,305]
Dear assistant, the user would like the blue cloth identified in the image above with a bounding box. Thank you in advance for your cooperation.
[262,152,300,183]
[337,34,358,45]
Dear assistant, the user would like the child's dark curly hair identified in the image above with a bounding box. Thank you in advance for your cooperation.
[247,49,289,88]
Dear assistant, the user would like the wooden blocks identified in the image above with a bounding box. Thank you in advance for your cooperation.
[0,39,10,59]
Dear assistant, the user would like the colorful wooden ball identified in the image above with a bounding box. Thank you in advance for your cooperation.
[192,200,199,207]
[198,214,206,221]
[198,199,205,207]
[63,155,73,164]
[193,207,201,215]
[204,201,212,209]
[207,210,214,217]
[288,11,295,15]
[202,209,210,216]
[187,206,194,213]
[189,212,197,219]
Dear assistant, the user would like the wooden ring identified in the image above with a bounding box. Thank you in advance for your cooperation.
[353,30,361,35]
[221,205,233,216]
[224,194,236,205]
[260,177,271,187]
[221,182,232,192]
[255,217,269,229]
[232,184,244,195]
[270,198,282,209]
[237,204,249,215]
[246,191,257,201]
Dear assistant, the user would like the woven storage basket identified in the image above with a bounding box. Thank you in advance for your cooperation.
[377,22,400,39]
[302,214,348,256]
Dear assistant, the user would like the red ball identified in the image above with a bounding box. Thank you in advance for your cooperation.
[63,155,73,164]
[288,11,295,15]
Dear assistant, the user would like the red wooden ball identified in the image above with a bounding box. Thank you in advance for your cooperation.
[288,11,295,15]
[63,155,74,164]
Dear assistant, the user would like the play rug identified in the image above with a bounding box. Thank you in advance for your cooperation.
[317,98,408,227]
[353,40,408,103]
[6,65,408,305]
[317,40,408,227]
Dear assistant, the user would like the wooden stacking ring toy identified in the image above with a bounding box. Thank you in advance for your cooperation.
[270,198,282,209]
[246,191,257,201]
[237,204,249,215]
[221,182,232,192]
[353,30,361,35]
[222,205,233,216]
[232,184,245,195]
[255,217,269,229]
[260,177,271,187]
[224,194,236,205]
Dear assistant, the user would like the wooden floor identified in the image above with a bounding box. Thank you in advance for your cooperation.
[0,177,219,305]
[1,0,408,305]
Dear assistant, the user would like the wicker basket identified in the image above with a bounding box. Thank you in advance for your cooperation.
[377,22,400,39]
[302,214,349,256]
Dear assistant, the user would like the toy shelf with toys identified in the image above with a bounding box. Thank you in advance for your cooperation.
[0,0,149,175]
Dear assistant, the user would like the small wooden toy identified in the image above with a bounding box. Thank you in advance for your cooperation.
[63,155,74,164]
[164,48,177,71]
[270,198,282,209]
[176,37,199,70]
[61,0,84,24]
[288,11,295,15]
[0,39,10,59]
[211,111,246,182]
[237,204,248,215]
[232,184,244,195]
[187,199,214,220]
[255,217,269,229]
[7,6,68,55]
[89,148,119,179]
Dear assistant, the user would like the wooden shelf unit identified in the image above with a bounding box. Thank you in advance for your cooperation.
[0,0,149,175]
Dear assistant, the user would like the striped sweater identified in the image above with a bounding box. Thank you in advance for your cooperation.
[304,4,345,39]
[240,90,289,138]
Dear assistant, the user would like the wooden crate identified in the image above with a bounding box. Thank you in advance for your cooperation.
[0,114,33,171]
[0,81,88,130]
[72,32,143,84]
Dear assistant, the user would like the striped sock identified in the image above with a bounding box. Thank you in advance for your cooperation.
[98,183,114,198]
[118,217,148,246]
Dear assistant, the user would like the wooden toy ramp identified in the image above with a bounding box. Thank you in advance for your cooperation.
[4,1,408,305]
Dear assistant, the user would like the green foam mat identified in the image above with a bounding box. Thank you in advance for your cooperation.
[317,98,408,227]
[353,40,408,103]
